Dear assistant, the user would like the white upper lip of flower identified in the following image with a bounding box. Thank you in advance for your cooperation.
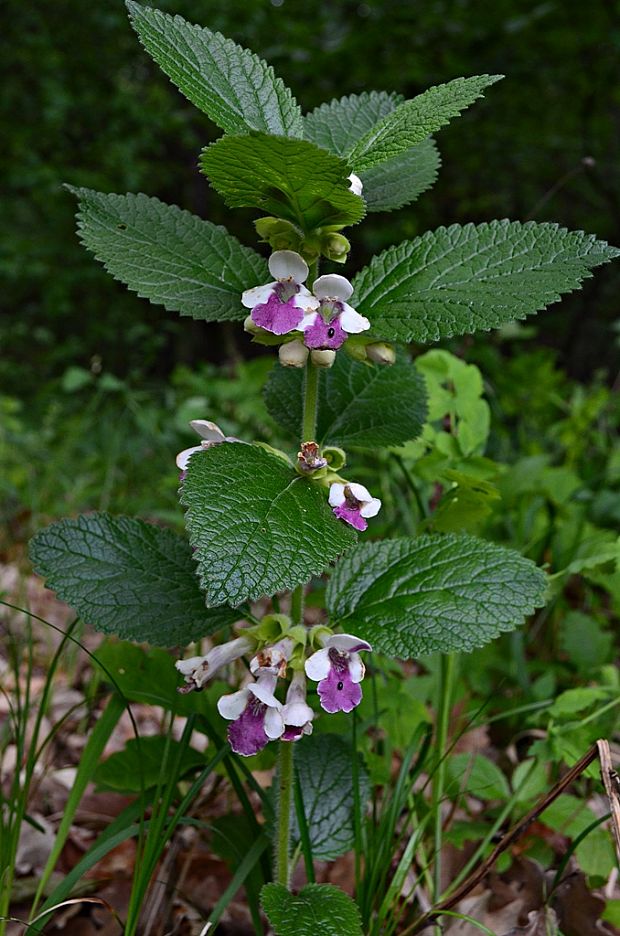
[282,671,314,728]
[299,274,370,335]
[176,419,239,470]
[305,633,372,683]
[241,250,320,314]
[328,482,382,518]
[348,173,363,197]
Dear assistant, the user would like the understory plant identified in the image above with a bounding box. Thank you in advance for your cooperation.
[24,3,620,933]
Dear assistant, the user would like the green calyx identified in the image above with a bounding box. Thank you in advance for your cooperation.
[254,216,351,265]
[308,624,333,650]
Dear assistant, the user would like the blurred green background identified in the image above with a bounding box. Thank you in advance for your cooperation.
[3,0,620,393]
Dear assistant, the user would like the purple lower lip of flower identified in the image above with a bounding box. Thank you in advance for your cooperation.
[303,313,347,350]
[227,697,270,756]
[281,725,304,741]
[333,503,368,531]
[317,651,363,713]
[251,291,304,335]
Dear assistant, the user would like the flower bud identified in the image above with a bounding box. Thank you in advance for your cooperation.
[321,232,351,264]
[254,216,302,252]
[311,349,336,368]
[279,339,309,368]
[244,314,261,335]
[366,342,395,365]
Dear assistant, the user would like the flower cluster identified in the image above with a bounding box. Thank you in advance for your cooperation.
[242,251,371,368]
[176,627,371,757]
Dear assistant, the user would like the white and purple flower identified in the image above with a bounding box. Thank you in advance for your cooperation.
[217,672,284,756]
[281,671,314,741]
[328,482,381,531]
[300,274,370,351]
[305,633,371,714]
[241,250,319,336]
[176,635,254,694]
[250,638,294,679]
[176,419,238,474]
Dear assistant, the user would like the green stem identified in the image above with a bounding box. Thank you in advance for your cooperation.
[275,341,320,887]
[276,739,294,885]
[432,652,457,924]
[302,360,319,441]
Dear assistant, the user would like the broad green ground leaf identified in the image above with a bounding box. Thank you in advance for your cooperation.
[127,2,302,136]
[264,352,427,448]
[200,134,365,231]
[261,883,363,936]
[327,534,547,657]
[94,736,205,793]
[361,138,441,212]
[353,221,620,343]
[95,640,231,720]
[67,187,266,322]
[348,75,502,171]
[446,753,510,800]
[181,442,356,606]
[29,513,239,645]
[292,733,370,859]
[303,91,403,155]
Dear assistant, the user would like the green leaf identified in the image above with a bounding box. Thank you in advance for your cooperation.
[326,534,547,657]
[446,753,510,801]
[261,883,363,936]
[264,352,427,448]
[181,442,356,606]
[126,2,302,137]
[67,187,266,322]
[29,513,239,646]
[303,91,403,156]
[549,686,610,718]
[348,75,502,171]
[353,221,620,343]
[94,736,205,793]
[200,133,365,231]
[293,733,370,860]
[361,138,441,212]
[303,91,440,212]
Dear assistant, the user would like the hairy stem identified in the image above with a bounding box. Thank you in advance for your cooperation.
[276,739,294,886]
[302,361,319,441]
[275,341,320,887]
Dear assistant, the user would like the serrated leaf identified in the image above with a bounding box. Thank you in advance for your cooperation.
[348,75,502,171]
[353,221,620,343]
[264,352,427,448]
[303,91,403,156]
[126,2,302,137]
[261,883,363,936]
[361,138,441,212]
[29,513,238,646]
[181,442,356,606]
[293,733,369,860]
[67,187,266,322]
[200,133,365,231]
[326,534,547,657]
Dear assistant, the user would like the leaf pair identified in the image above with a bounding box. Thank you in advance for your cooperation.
[127,2,498,222]
[68,184,619,342]
[29,498,547,657]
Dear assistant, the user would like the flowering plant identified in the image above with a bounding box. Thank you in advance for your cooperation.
[28,3,618,932]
